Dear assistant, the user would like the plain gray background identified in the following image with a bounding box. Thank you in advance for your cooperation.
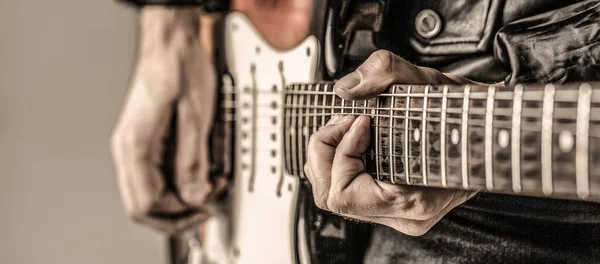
[0,0,167,263]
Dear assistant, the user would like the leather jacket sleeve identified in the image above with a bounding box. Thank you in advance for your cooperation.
[495,0,600,85]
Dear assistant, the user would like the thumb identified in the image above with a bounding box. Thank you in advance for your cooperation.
[334,50,455,100]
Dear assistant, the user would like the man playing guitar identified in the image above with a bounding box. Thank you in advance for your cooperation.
[111,0,600,262]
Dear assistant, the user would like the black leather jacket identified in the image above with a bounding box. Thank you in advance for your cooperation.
[333,0,600,263]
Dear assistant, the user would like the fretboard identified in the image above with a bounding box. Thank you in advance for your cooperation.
[283,82,600,201]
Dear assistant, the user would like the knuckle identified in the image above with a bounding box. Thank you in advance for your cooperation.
[326,196,349,215]
[124,199,153,221]
[124,207,145,222]
[303,163,310,176]
[312,190,330,211]
[313,195,327,210]
[410,192,438,219]
[412,200,436,220]
[379,187,404,205]
[396,192,436,220]
[311,129,325,142]
[371,50,395,72]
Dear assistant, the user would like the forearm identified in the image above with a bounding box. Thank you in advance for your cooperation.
[138,7,202,57]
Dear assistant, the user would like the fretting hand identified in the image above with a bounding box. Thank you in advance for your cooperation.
[304,50,477,236]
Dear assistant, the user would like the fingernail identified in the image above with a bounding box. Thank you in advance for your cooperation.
[334,72,361,90]
[350,116,363,130]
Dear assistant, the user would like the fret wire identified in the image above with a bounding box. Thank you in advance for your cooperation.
[541,84,555,196]
[404,86,412,184]
[312,84,320,145]
[389,86,396,184]
[512,84,524,194]
[484,86,496,191]
[352,100,356,115]
[375,97,381,181]
[298,85,307,177]
[576,83,592,199]
[321,84,327,127]
[330,85,335,116]
[291,86,299,179]
[440,85,449,187]
[341,98,346,114]
[461,85,471,190]
[285,88,292,175]
[421,86,429,186]
[363,100,368,115]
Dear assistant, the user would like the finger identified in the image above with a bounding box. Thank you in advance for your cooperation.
[334,50,456,101]
[175,49,217,207]
[327,115,395,215]
[150,192,187,213]
[175,96,211,207]
[329,115,371,191]
[326,115,446,218]
[306,115,355,210]
[140,212,210,235]
[111,67,179,219]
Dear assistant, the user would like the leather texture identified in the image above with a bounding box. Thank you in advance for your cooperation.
[331,0,600,263]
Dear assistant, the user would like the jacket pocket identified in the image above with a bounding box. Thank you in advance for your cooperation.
[408,0,502,55]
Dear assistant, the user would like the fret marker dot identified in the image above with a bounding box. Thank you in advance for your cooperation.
[414,128,421,142]
[451,128,460,145]
[303,127,309,137]
[498,129,509,149]
[559,130,574,153]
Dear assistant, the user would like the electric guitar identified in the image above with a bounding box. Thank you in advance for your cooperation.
[179,10,600,264]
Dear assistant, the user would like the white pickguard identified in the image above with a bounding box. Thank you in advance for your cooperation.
[201,12,319,264]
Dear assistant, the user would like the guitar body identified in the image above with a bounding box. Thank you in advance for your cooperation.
[202,12,319,264]
[201,7,369,263]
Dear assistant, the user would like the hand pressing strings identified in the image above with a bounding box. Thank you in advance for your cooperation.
[304,50,477,235]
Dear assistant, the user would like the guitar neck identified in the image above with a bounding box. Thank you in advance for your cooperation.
[283,82,600,201]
